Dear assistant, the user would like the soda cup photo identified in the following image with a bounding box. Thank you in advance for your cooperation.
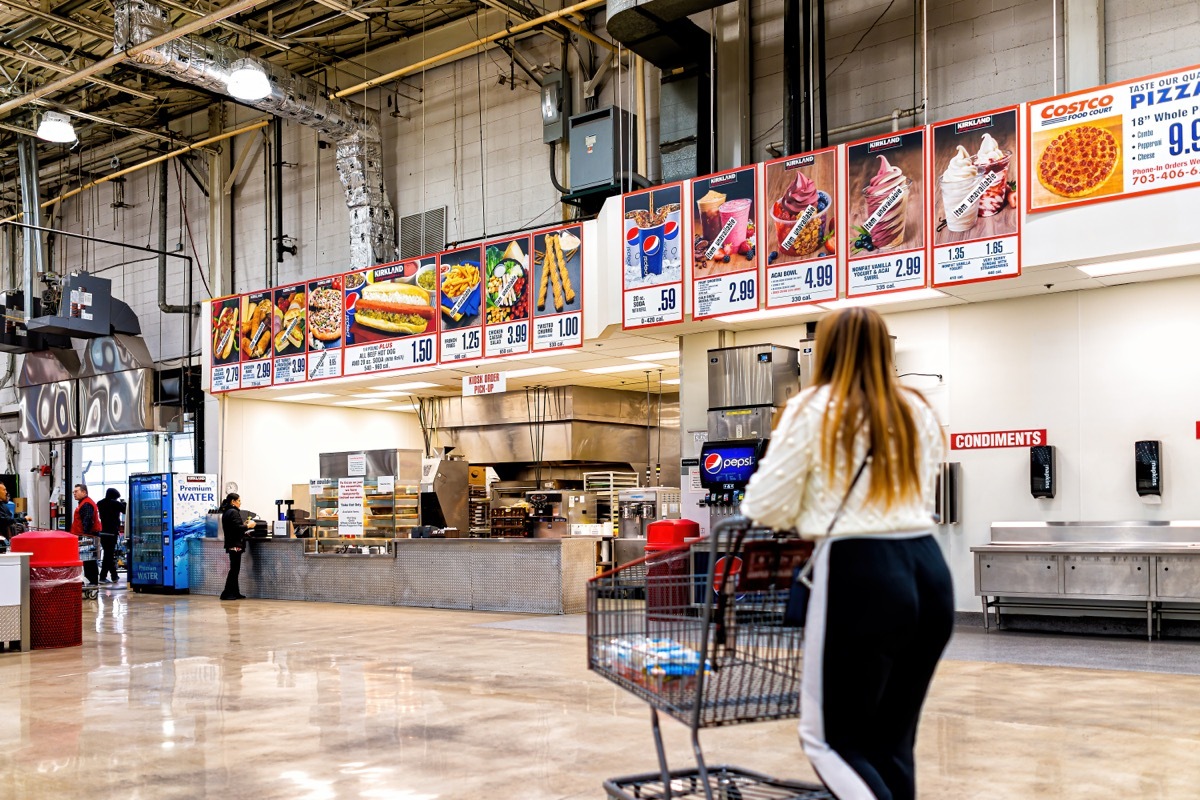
[662,205,682,270]
[640,232,664,276]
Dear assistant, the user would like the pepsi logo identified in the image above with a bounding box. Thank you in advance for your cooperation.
[704,453,755,473]
[626,227,640,245]
[703,453,723,473]
[663,220,678,240]
[642,235,661,255]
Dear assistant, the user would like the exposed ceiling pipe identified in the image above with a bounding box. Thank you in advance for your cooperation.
[0,43,156,100]
[114,0,395,268]
[1,119,271,224]
[0,0,270,117]
[332,0,606,98]
[16,137,45,323]
[158,159,193,315]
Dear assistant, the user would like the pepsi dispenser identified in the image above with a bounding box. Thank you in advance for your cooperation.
[1135,440,1162,501]
[1030,445,1055,499]
[701,344,800,528]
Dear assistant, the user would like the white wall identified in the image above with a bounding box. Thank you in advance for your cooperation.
[217,397,424,516]
[711,274,1200,611]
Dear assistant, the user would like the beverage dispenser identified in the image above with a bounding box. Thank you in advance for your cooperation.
[702,344,800,528]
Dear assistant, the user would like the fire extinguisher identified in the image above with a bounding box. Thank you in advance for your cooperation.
[49,500,58,530]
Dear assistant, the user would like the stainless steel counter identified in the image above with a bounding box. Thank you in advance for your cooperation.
[0,552,30,653]
[972,521,1200,639]
[189,537,597,613]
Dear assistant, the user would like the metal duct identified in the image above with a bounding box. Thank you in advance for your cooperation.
[114,0,395,268]
[605,0,718,70]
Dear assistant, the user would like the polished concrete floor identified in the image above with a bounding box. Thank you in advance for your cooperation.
[4,585,1200,799]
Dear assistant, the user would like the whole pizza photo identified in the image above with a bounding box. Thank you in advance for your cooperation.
[1030,117,1124,208]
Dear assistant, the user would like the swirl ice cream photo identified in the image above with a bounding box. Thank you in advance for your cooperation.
[763,148,839,307]
[940,146,982,232]
[845,129,925,258]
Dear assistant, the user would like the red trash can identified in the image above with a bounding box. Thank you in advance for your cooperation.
[11,530,84,650]
[645,519,699,619]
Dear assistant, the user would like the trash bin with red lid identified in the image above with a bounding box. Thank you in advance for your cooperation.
[10,530,83,649]
[645,519,698,618]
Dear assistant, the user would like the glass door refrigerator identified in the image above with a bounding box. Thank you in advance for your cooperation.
[128,473,217,593]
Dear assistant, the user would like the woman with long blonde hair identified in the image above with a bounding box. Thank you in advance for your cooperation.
[740,307,951,800]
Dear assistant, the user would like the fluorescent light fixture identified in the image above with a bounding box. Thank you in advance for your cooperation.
[276,392,335,402]
[661,378,680,385]
[36,111,76,143]
[226,59,272,101]
[627,350,679,361]
[582,362,664,375]
[1075,249,1200,277]
[714,306,824,323]
[333,398,388,406]
[386,405,418,412]
[356,391,411,399]
[504,366,564,379]
[821,289,948,310]
[368,381,438,391]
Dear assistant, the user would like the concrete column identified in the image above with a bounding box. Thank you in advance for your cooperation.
[1063,0,1105,91]
[714,0,751,170]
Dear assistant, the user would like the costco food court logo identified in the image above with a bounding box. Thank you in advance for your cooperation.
[950,429,1047,450]
[1038,93,1114,125]
[703,453,755,473]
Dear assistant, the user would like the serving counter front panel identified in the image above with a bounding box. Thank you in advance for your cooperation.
[190,537,595,614]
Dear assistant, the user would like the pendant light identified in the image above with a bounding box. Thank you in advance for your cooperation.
[226,59,271,101]
[36,111,77,143]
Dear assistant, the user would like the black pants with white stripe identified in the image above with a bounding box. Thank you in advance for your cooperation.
[799,533,953,800]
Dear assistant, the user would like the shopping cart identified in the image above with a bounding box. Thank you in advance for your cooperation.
[587,516,832,800]
[78,534,100,599]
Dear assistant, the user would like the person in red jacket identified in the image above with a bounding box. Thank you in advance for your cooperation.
[71,484,102,586]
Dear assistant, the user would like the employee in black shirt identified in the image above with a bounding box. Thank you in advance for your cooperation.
[219,493,256,600]
[96,488,126,584]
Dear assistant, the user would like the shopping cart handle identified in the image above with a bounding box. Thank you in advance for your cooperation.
[711,515,751,537]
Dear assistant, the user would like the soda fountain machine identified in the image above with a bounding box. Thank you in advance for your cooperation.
[697,344,802,528]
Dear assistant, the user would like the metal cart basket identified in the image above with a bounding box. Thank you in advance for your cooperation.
[587,516,831,800]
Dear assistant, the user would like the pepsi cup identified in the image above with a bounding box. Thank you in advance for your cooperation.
[662,205,682,270]
[624,213,641,274]
[640,231,664,277]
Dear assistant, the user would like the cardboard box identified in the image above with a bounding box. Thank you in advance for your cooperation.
[13,497,26,513]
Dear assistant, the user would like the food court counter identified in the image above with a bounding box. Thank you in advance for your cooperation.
[188,536,597,614]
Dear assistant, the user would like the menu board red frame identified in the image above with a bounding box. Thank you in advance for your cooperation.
[531,223,584,352]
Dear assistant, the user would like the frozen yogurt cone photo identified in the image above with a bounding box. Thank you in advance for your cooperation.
[940,145,983,233]
[974,132,1014,217]
[857,155,911,252]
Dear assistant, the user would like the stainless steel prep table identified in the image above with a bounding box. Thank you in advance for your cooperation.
[972,521,1200,639]
[189,536,597,613]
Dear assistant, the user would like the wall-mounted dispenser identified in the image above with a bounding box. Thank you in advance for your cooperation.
[1030,445,1055,499]
[1135,440,1163,501]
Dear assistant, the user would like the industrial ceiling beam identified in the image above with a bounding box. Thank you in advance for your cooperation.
[0,0,111,41]
[332,0,606,97]
[0,0,272,118]
[0,44,158,100]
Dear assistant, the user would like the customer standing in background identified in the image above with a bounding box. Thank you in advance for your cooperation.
[71,484,103,587]
[219,492,256,601]
[739,307,952,800]
[96,488,125,584]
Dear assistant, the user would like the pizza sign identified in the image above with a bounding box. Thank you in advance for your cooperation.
[1027,63,1200,211]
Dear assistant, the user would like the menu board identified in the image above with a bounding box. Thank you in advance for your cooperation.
[344,259,438,376]
[306,274,343,381]
[931,107,1022,286]
[843,127,928,297]
[1028,64,1200,212]
[239,290,274,388]
[483,235,532,357]
[271,282,307,385]
[762,148,839,307]
[438,245,484,362]
[209,295,241,392]
[689,166,761,319]
[531,224,584,350]
[622,183,685,328]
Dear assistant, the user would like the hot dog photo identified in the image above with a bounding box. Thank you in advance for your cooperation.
[210,296,241,366]
[344,261,438,344]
